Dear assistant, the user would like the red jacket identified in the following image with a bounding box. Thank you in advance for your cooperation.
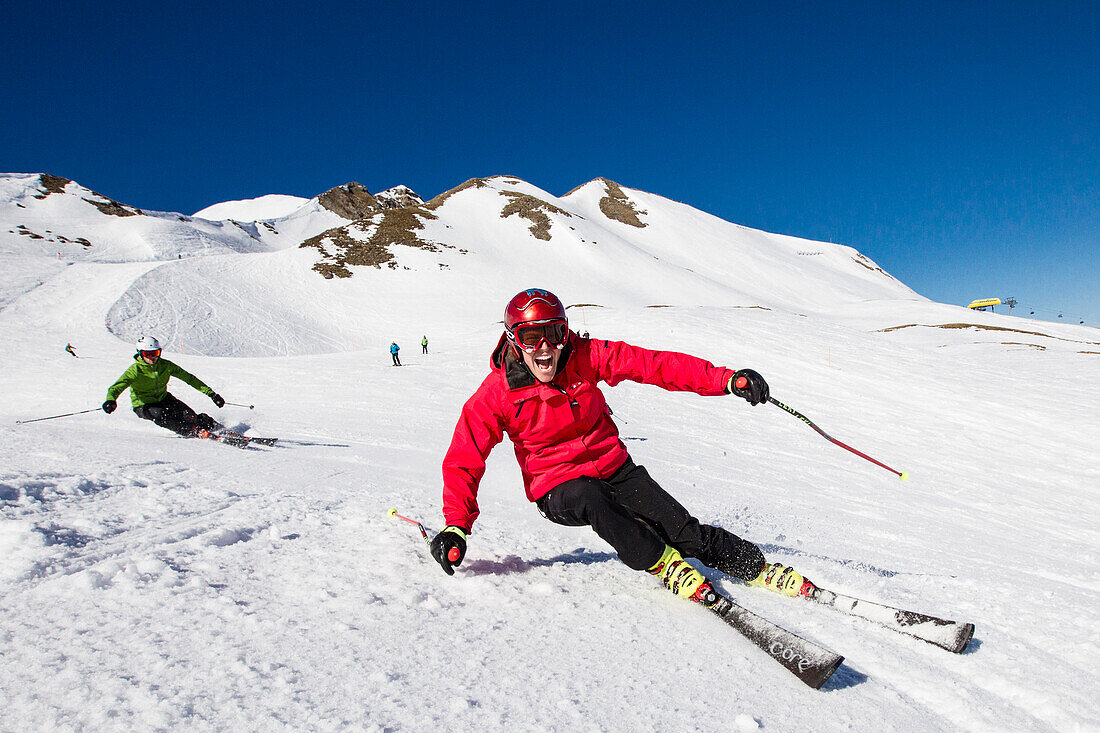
[441,332,735,531]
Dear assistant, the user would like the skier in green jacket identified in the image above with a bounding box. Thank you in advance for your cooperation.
[102,336,226,438]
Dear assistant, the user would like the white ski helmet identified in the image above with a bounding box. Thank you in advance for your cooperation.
[136,335,161,352]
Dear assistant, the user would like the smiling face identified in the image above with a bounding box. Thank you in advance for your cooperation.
[509,319,568,383]
[139,349,161,365]
[521,341,562,383]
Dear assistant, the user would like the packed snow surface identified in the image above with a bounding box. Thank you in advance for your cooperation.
[1,176,1098,731]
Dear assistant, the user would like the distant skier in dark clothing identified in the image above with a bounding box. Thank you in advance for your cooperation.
[102,336,226,438]
[431,288,810,608]
[65,343,78,358]
[391,342,401,366]
[422,335,429,354]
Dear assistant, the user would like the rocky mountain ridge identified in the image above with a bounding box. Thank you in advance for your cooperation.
[0,173,425,262]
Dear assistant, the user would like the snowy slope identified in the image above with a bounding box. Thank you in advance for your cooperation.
[0,174,376,266]
[102,176,926,357]
[0,173,272,261]
[0,174,1098,731]
[193,194,311,222]
[191,184,424,247]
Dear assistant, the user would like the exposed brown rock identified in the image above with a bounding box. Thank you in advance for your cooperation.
[376,186,424,209]
[37,174,71,196]
[879,323,1099,345]
[852,253,894,278]
[300,207,449,278]
[597,178,647,228]
[500,191,571,241]
[301,226,391,278]
[318,182,381,220]
[83,197,142,217]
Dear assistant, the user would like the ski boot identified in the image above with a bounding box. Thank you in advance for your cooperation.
[191,414,237,442]
[648,545,716,606]
[748,562,817,598]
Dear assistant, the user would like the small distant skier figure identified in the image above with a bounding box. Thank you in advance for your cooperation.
[581,330,590,338]
[430,288,810,609]
[102,336,226,439]
[391,342,401,366]
[65,343,78,358]
[421,335,429,354]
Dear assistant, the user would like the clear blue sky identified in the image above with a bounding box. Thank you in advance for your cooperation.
[5,2,1098,325]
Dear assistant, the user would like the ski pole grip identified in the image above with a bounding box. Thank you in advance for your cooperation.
[735,376,748,389]
[448,547,461,562]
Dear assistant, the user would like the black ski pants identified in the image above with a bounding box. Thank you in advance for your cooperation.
[134,393,219,438]
[535,458,764,580]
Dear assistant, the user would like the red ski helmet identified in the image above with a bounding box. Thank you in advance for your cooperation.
[504,289,568,353]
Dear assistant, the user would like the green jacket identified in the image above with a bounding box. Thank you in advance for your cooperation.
[106,355,215,408]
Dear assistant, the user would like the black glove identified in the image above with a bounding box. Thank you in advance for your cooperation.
[430,526,467,576]
[102,399,117,414]
[211,393,224,408]
[728,369,770,406]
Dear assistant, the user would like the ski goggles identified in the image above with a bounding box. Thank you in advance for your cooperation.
[140,349,162,359]
[509,320,569,352]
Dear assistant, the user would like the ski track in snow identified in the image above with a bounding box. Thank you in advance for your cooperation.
[1,208,1099,730]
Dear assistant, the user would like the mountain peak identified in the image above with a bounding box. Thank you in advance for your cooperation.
[38,173,72,196]
[193,194,310,222]
[375,185,423,210]
[28,173,143,217]
[317,182,380,220]
[425,178,488,210]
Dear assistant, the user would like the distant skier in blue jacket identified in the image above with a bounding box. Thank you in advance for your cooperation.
[390,342,401,366]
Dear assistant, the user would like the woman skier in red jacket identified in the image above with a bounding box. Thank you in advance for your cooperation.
[431,289,811,605]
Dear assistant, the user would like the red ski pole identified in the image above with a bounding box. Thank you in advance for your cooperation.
[735,376,909,481]
[387,508,461,561]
